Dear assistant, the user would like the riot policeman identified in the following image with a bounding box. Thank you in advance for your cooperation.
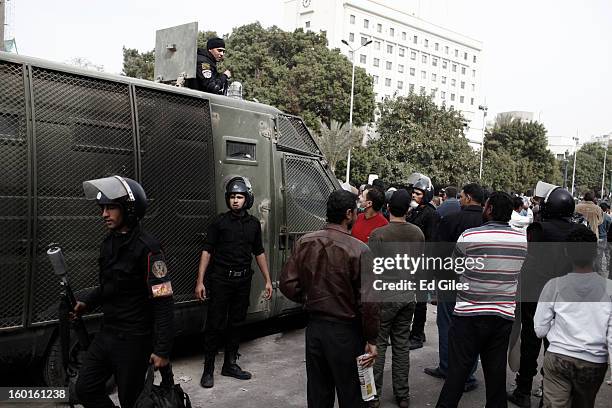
[74,176,174,408]
[508,181,578,408]
[186,37,231,95]
[195,176,273,388]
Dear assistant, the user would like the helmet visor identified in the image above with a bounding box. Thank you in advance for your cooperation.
[83,176,132,201]
[534,181,559,199]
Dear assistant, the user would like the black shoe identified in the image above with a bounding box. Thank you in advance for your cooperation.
[221,352,252,380]
[507,388,531,408]
[463,379,479,393]
[408,337,423,350]
[200,354,215,388]
[423,367,446,379]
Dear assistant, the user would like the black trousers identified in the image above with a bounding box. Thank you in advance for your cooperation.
[410,300,427,338]
[305,318,366,408]
[517,302,549,393]
[436,315,513,408]
[75,330,151,408]
[203,274,252,355]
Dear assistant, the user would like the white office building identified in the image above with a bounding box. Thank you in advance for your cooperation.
[283,0,484,142]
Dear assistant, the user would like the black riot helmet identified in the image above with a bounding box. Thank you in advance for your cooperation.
[406,172,434,203]
[535,181,574,220]
[83,176,148,227]
[225,176,254,210]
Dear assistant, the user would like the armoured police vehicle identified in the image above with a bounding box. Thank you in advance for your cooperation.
[0,24,339,384]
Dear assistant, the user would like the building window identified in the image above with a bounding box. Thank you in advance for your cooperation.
[360,54,367,64]
[421,70,426,79]
[398,80,403,89]
[361,37,368,45]
[385,78,391,87]
[452,64,457,72]
[374,41,380,50]
[422,55,428,63]
[441,76,446,84]
[471,83,475,91]
[460,81,465,89]
[398,64,404,73]
[432,73,437,81]
[442,60,448,69]
[305,21,311,29]
[377,23,382,33]
[451,93,455,101]
[350,15,355,24]
[432,57,438,67]
[348,50,354,60]
[373,75,379,84]
[411,51,416,60]
[410,67,415,76]
[455,49,459,57]
[470,97,474,105]
[389,27,394,37]
[461,66,466,75]
[402,32,406,40]
[424,39,429,47]
[451,79,456,86]
[409,84,415,92]
[435,42,439,51]
[431,88,436,97]
[464,52,468,60]
[445,46,449,54]
[386,61,392,70]
[420,86,426,94]
[387,44,393,54]
[399,48,405,57]
[373,58,379,67]
[413,35,418,44]
[473,55,477,63]
[364,19,369,28]
[441,91,446,99]
[460,95,465,103]
[472,69,476,77]
[349,33,354,42]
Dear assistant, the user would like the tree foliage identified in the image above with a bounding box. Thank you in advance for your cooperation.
[565,142,612,197]
[338,93,478,187]
[483,119,561,193]
[121,47,154,80]
[313,120,362,173]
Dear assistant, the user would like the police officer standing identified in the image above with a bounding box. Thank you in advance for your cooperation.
[187,37,231,95]
[74,176,174,408]
[195,176,273,388]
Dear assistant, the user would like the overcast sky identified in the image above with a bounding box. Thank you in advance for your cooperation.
[10,0,612,140]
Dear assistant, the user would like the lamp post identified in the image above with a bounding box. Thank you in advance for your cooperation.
[562,158,569,189]
[601,136,609,199]
[571,136,579,197]
[478,104,488,180]
[342,38,372,184]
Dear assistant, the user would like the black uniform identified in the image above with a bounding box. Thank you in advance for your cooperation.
[202,210,264,355]
[76,226,174,408]
[187,48,229,95]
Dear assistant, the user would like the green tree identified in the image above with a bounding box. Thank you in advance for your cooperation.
[313,120,362,173]
[566,142,611,197]
[339,93,478,187]
[483,119,561,193]
[121,47,154,80]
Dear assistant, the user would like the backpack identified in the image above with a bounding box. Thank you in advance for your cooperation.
[134,364,191,408]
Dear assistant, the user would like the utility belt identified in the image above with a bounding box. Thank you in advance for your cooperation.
[212,263,252,279]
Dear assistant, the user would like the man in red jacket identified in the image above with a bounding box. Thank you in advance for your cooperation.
[352,187,388,243]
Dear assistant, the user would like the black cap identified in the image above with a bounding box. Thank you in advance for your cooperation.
[207,37,225,50]
[389,189,411,214]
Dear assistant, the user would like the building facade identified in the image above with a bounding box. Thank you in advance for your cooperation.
[283,0,484,141]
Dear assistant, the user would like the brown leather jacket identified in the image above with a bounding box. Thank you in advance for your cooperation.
[280,224,380,343]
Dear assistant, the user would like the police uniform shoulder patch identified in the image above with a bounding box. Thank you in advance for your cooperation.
[201,62,210,70]
[202,69,212,79]
[147,252,173,298]
[152,260,167,278]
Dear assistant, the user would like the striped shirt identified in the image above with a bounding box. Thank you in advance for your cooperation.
[453,221,527,320]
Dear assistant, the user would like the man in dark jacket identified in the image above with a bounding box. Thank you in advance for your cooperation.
[187,37,231,95]
[424,183,484,392]
[405,173,439,350]
[280,189,380,408]
[436,186,461,219]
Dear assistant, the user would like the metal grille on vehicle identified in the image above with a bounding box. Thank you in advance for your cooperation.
[276,115,321,157]
[137,88,215,303]
[0,61,28,329]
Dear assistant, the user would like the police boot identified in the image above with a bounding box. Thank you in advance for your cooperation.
[200,353,215,388]
[221,351,252,380]
[507,375,532,408]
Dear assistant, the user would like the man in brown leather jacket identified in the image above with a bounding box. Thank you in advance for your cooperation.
[280,189,380,408]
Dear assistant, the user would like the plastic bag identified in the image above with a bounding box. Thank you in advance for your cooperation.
[134,364,191,408]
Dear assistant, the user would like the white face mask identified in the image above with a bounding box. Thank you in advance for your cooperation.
[409,200,419,209]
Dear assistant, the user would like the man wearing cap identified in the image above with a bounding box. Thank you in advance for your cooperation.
[189,37,231,95]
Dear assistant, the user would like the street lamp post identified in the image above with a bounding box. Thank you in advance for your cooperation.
[341,38,372,185]
[478,104,488,180]
[562,158,569,189]
[571,136,579,197]
[601,136,609,199]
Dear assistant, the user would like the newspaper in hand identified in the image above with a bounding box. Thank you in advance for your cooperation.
[357,353,377,401]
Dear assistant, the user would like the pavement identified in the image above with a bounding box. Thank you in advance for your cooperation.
[140,308,612,408]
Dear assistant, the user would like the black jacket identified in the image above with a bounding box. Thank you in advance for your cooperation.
[407,203,440,241]
[82,226,174,358]
[189,48,228,95]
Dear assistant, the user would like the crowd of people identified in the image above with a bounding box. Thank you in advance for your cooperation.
[282,174,612,408]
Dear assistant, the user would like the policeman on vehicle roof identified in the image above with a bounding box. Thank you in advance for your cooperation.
[74,176,174,408]
[195,176,273,388]
[187,37,231,95]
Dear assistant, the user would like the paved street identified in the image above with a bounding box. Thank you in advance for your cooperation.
[144,308,612,408]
